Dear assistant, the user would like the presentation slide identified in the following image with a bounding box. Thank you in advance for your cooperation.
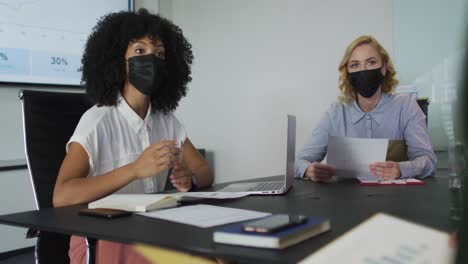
[0,0,131,86]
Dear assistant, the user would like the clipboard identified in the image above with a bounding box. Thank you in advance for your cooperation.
[358,178,425,186]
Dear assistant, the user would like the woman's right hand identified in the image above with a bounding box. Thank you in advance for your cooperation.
[305,162,336,182]
[132,140,179,179]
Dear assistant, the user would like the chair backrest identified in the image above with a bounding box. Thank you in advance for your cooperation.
[21,90,93,209]
[416,97,429,125]
[20,90,93,263]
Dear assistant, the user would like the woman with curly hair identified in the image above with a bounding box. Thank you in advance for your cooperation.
[295,35,437,182]
[53,9,213,263]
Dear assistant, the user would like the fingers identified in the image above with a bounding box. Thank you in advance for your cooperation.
[152,141,180,167]
[309,162,336,176]
[170,170,192,192]
[155,146,180,159]
[313,162,336,171]
[151,140,177,151]
[306,162,336,182]
[370,161,394,168]
[156,152,179,166]
[170,174,191,186]
[369,162,400,180]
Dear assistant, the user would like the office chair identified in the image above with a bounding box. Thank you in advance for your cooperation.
[20,90,94,263]
[416,97,429,125]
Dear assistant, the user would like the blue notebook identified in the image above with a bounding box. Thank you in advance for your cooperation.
[213,216,331,249]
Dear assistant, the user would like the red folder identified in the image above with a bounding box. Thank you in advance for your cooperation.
[358,178,425,186]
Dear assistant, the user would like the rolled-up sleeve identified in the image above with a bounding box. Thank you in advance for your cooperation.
[295,109,332,178]
[399,96,437,178]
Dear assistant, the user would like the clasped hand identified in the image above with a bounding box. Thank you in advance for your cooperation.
[132,140,192,191]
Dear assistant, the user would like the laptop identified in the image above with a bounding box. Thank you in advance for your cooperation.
[217,115,296,195]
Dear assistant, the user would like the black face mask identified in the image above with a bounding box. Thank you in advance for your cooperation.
[128,54,168,96]
[347,68,384,98]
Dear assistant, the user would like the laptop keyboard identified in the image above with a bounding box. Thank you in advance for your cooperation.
[251,181,284,191]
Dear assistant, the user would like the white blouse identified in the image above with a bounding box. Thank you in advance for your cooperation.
[67,95,186,194]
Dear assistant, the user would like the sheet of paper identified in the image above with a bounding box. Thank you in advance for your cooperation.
[299,213,454,264]
[140,204,270,228]
[327,136,388,179]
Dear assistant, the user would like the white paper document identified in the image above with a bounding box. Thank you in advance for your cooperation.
[140,204,270,228]
[327,136,388,179]
[299,213,454,264]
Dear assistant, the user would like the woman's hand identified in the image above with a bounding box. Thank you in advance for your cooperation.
[170,160,192,192]
[449,230,458,249]
[132,140,179,179]
[369,161,401,180]
[305,162,336,182]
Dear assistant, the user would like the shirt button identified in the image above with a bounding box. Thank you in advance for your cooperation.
[365,114,371,120]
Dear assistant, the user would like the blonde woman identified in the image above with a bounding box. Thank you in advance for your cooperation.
[295,35,436,182]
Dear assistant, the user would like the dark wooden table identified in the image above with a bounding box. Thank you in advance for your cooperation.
[0,171,455,263]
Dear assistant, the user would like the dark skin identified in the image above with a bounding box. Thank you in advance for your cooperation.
[53,37,213,207]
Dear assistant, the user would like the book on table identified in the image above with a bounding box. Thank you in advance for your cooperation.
[213,216,331,249]
[88,192,249,213]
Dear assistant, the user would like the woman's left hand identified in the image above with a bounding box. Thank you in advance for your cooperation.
[369,161,401,180]
[170,160,192,192]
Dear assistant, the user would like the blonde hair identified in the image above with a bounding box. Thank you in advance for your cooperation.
[338,35,399,104]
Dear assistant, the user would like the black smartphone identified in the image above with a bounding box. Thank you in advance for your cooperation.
[79,208,132,219]
[242,214,308,233]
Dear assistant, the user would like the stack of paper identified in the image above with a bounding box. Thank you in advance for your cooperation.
[141,204,270,228]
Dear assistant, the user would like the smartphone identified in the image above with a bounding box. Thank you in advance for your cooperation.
[79,208,132,219]
[242,214,308,233]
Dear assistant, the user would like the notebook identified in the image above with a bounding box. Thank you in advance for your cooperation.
[216,114,296,195]
[88,192,249,213]
[213,216,331,249]
[88,194,177,213]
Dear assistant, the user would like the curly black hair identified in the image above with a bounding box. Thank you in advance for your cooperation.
[81,8,193,114]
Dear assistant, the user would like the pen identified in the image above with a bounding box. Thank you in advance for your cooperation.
[180,140,184,163]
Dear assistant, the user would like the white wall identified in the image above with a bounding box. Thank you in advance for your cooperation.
[160,0,394,183]
[135,0,158,13]
[0,169,37,252]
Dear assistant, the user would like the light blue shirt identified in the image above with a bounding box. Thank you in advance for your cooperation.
[295,93,437,179]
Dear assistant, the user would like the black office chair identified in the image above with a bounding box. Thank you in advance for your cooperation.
[416,97,429,125]
[20,90,94,263]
